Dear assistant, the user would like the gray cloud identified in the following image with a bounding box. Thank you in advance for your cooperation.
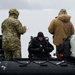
[0,0,75,9]
[0,0,29,9]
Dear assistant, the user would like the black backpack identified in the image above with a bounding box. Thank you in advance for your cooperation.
[57,36,71,58]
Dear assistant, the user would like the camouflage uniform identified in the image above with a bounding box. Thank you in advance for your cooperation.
[1,8,26,58]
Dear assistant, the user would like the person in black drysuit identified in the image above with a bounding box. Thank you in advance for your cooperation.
[28,32,54,58]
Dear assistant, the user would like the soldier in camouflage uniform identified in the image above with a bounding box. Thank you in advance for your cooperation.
[1,8,26,58]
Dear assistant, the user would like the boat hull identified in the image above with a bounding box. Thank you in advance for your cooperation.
[0,58,75,75]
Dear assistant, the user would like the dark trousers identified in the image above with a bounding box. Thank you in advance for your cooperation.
[56,46,60,58]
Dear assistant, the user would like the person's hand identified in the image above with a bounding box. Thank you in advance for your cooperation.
[39,45,45,52]
[23,25,27,30]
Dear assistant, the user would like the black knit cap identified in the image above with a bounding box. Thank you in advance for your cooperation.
[37,32,44,37]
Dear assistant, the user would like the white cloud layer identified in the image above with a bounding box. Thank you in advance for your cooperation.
[0,0,75,9]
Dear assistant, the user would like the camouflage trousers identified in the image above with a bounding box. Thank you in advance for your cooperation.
[4,50,21,58]
[2,38,21,58]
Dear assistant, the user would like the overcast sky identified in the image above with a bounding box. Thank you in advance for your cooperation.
[0,0,75,10]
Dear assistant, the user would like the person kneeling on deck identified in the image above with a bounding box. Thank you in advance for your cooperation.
[28,32,54,58]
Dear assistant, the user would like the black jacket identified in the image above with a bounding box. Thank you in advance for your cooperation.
[28,37,54,58]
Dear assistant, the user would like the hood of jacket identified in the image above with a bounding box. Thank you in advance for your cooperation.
[57,14,71,22]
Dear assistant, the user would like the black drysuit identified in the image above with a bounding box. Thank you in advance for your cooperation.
[28,37,54,58]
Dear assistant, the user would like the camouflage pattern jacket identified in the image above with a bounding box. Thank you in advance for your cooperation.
[1,16,26,51]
